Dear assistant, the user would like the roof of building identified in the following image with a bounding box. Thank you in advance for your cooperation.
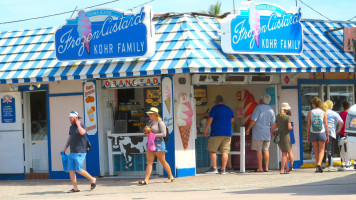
[0,14,355,84]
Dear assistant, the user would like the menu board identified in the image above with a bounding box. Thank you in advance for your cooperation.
[194,85,208,106]
[84,81,98,135]
[1,95,15,123]
[144,87,161,110]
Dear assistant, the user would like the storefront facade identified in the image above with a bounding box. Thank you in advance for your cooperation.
[0,3,355,180]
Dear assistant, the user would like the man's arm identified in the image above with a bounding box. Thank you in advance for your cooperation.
[76,119,87,135]
[204,117,213,137]
[62,136,71,152]
[246,120,256,135]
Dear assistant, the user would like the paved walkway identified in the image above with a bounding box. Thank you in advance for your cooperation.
[1,168,356,200]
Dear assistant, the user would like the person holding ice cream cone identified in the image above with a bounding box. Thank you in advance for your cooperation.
[138,107,175,185]
[204,95,234,175]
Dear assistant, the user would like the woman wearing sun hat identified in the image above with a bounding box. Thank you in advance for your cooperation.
[272,102,293,174]
[138,107,175,185]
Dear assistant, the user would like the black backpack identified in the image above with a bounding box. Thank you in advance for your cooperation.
[85,134,92,153]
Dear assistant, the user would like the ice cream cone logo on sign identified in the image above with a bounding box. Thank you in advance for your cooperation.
[177,93,193,150]
[164,86,172,114]
[248,2,260,48]
[77,11,92,55]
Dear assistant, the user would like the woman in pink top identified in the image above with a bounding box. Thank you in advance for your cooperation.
[339,101,350,138]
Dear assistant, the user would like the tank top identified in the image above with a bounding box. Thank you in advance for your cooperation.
[310,108,325,133]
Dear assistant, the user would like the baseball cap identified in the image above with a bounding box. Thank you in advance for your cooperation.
[69,111,81,119]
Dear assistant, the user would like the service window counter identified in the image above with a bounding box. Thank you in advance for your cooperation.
[103,77,162,176]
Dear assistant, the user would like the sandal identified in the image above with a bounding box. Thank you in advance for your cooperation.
[90,178,97,190]
[67,189,80,193]
[165,178,175,183]
[138,180,148,185]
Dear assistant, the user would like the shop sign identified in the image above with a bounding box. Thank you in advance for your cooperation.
[83,81,98,135]
[144,88,161,108]
[1,95,15,123]
[310,72,355,80]
[221,2,303,55]
[343,27,356,52]
[55,6,155,61]
[103,76,161,88]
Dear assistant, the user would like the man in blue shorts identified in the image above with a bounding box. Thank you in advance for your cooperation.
[62,111,96,193]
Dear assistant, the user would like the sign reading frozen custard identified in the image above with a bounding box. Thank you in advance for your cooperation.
[83,81,98,135]
[103,76,161,88]
[55,6,155,61]
[221,2,303,55]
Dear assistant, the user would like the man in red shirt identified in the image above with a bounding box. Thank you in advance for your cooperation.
[339,101,350,138]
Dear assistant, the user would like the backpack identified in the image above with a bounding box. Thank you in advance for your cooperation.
[311,111,323,131]
[158,121,170,143]
[85,134,92,153]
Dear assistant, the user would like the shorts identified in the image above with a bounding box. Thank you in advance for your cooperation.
[68,153,86,171]
[207,136,231,153]
[251,139,270,151]
[154,139,166,152]
[309,132,327,142]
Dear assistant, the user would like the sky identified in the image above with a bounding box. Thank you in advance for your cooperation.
[0,0,355,31]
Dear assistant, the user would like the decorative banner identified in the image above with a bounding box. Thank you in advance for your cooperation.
[162,77,173,135]
[176,93,193,150]
[221,2,303,55]
[55,6,155,61]
[83,81,98,135]
[1,95,15,123]
[343,27,356,52]
[103,76,161,88]
[144,87,161,108]
[194,85,208,106]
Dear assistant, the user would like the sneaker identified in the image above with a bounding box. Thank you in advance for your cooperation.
[220,169,226,175]
[316,165,323,173]
[328,166,336,171]
[206,168,218,174]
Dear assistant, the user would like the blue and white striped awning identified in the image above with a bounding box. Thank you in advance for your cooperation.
[0,15,355,84]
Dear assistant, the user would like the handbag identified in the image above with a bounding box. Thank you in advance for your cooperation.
[272,128,280,144]
[60,152,68,172]
[148,132,156,152]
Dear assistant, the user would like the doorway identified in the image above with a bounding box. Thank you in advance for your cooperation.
[24,91,49,178]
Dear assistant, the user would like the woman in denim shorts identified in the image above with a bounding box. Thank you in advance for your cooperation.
[138,107,175,185]
[307,97,329,173]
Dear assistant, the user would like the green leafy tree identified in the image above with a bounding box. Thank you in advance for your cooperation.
[207,1,222,16]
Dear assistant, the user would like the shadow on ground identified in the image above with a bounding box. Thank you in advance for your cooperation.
[227,173,356,196]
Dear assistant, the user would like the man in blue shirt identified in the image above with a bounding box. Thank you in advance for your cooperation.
[205,95,234,175]
[246,94,275,172]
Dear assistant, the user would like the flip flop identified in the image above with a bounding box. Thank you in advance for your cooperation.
[90,182,96,190]
[67,189,80,193]
[138,180,148,185]
[165,178,175,183]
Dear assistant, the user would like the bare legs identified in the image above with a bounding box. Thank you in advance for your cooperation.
[312,141,326,165]
[209,151,217,169]
[221,153,228,170]
[144,151,174,184]
[288,147,294,169]
[69,170,96,191]
[256,150,269,172]
[280,152,289,173]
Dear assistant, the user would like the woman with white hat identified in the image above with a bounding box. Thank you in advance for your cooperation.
[272,102,293,174]
[138,107,175,185]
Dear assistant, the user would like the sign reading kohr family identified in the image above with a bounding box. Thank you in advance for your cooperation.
[221,2,303,55]
[55,6,155,61]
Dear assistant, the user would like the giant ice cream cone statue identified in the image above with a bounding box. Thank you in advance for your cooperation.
[77,10,92,55]
[177,93,193,150]
[164,86,172,114]
[249,2,260,48]
[236,89,258,127]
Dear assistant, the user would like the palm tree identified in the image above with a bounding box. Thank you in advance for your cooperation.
[207,1,222,16]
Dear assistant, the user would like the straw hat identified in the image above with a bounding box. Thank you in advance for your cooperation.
[146,107,159,114]
[281,102,291,110]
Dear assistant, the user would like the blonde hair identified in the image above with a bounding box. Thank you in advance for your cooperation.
[325,100,333,110]
[151,113,162,121]
[321,102,328,112]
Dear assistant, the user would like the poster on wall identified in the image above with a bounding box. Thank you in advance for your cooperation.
[194,85,208,106]
[221,1,303,55]
[55,6,155,61]
[235,90,258,127]
[83,81,98,135]
[265,87,276,105]
[1,95,15,123]
[144,87,161,110]
[162,77,173,134]
[343,27,356,52]
[177,93,193,150]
